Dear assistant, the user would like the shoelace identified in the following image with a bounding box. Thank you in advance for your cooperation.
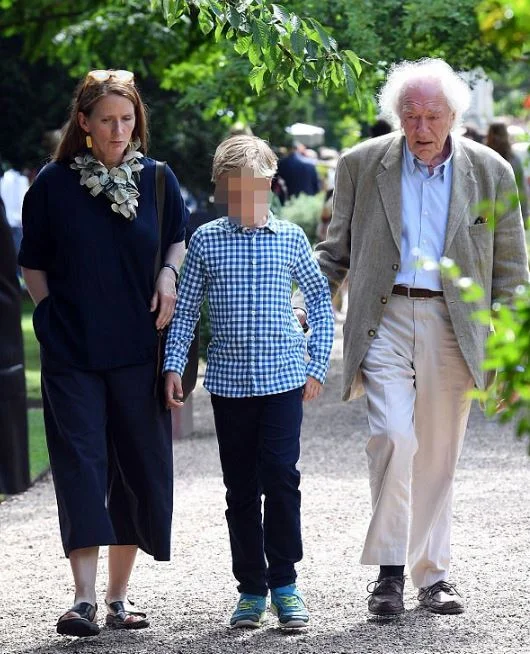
[366,580,379,598]
[365,577,404,599]
[418,581,461,601]
[237,599,260,611]
[276,595,302,608]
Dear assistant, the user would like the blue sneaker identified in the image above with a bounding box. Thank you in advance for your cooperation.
[230,594,267,628]
[270,584,309,628]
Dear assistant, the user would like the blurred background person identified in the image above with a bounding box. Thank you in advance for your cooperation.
[0,183,29,496]
[0,163,29,265]
[461,122,484,144]
[277,142,320,199]
[486,121,528,220]
[369,118,393,138]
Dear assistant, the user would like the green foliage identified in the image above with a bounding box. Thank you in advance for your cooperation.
[471,284,530,454]
[28,409,49,480]
[431,232,530,455]
[478,0,530,59]
[490,61,530,118]
[277,191,324,244]
[1,0,528,193]
[21,296,41,403]
[151,0,363,98]
[0,37,73,170]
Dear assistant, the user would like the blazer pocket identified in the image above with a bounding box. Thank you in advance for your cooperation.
[468,223,491,236]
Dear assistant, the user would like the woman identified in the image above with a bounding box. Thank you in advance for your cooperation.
[19,69,188,637]
[486,121,528,220]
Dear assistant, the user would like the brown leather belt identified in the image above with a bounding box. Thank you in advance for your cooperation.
[392,285,443,298]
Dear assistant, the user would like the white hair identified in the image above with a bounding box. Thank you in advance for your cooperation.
[378,58,471,128]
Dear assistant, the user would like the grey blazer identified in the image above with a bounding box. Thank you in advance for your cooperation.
[303,133,529,400]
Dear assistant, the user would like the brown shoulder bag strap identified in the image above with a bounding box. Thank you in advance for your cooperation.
[154,161,166,282]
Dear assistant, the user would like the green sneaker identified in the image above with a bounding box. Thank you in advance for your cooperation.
[230,594,267,628]
[270,584,309,629]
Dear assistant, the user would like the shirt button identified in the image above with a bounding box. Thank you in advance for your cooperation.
[251,259,256,265]
[381,297,387,304]
[392,263,399,271]
[368,329,376,337]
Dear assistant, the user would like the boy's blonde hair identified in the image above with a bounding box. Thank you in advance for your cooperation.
[212,135,278,182]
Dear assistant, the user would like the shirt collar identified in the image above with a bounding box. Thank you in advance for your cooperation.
[220,211,279,234]
[403,136,454,178]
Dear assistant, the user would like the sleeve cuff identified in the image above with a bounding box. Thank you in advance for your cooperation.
[306,360,327,385]
[163,357,186,377]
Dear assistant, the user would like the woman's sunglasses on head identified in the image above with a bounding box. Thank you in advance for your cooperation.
[86,69,134,83]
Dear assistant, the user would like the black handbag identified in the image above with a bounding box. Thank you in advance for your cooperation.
[154,161,200,403]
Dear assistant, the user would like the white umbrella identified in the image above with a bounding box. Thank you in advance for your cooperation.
[285,122,325,147]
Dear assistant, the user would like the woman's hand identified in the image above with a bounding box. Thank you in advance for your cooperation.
[165,372,184,409]
[151,268,177,330]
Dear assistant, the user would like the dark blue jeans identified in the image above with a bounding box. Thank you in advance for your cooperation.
[210,387,304,596]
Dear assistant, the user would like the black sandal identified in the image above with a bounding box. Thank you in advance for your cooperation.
[105,600,150,630]
[56,602,100,637]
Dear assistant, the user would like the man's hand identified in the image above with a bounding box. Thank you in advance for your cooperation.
[294,308,307,327]
[165,372,184,409]
[303,375,323,402]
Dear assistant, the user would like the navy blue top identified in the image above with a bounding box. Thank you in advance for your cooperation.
[19,157,188,370]
[277,153,320,198]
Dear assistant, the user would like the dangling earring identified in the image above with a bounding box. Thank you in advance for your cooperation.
[86,134,93,149]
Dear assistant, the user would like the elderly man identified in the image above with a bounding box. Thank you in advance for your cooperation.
[295,58,528,617]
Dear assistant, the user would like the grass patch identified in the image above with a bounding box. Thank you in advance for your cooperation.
[22,295,41,403]
[21,297,49,480]
[28,408,49,480]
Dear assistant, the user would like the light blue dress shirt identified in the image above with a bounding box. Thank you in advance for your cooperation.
[163,214,334,398]
[395,138,454,290]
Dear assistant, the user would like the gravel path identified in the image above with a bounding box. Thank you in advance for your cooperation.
[1,328,529,654]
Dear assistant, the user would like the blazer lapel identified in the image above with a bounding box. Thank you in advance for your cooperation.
[444,139,477,253]
[376,135,403,253]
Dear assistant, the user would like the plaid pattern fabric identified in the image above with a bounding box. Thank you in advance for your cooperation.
[164,215,334,397]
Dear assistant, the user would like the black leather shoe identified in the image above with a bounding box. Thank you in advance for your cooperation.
[367,576,405,617]
[418,581,464,614]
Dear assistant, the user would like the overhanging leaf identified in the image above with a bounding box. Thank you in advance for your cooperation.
[272,4,290,25]
[248,64,266,94]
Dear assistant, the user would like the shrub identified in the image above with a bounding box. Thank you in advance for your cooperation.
[277,192,325,244]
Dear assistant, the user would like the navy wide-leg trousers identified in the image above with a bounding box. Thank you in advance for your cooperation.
[41,350,173,560]
[210,387,304,596]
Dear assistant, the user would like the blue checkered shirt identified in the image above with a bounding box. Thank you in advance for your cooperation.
[163,215,334,397]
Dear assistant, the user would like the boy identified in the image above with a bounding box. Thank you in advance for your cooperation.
[164,135,334,629]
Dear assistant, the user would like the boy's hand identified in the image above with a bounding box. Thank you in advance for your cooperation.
[294,308,307,326]
[165,372,184,409]
[303,376,322,402]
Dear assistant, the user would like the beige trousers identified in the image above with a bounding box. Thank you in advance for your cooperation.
[359,294,474,588]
